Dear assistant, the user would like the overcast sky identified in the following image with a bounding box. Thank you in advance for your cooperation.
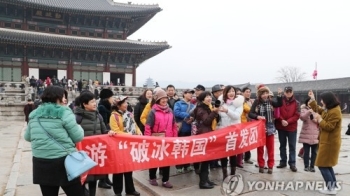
[118,0,350,88]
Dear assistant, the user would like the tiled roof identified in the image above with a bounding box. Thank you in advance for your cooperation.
[5,0,161,15]
[246,77,350,94]
[0,28,170,52]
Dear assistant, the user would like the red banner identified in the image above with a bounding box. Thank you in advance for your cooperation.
[77,120,266,174]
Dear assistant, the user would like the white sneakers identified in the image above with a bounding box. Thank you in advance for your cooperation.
[318,188,337,195]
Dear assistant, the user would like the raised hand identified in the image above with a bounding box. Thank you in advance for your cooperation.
[308,90,315,99]
[277,88,283,95]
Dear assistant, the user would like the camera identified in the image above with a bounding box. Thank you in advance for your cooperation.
[214,100,221,108]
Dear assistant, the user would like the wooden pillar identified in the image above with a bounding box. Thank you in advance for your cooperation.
[22,7,28,30]
[132,64,136,86]
[104,53,110,72]
[103,17,108,38]
[22,45,29,76]
[67,49,73,79]
[67,14,71,35]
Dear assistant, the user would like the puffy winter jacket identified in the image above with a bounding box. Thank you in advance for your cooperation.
[24,103,84,159]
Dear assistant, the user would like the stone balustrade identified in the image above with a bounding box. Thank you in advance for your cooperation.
[0,81,29,105]
[96,85,211,98]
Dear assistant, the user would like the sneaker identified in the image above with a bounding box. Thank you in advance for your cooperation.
[259,167,264,173]
[304,167,310,172]
[310,167,316,172]
[290,166,297,172]
[176,168,183,174]
[149,179,158,186]
[276,164,287,168]
[162,181,173,188]
[267,168,273,174]
[244,160,254,164]
[318,189,337,195]
[184,166,194,172]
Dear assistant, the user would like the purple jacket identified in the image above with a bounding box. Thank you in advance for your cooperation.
[298,105,319,145]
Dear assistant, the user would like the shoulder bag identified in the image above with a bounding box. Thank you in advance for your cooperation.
[37,118,97,181]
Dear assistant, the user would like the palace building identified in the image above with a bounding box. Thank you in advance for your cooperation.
[0,0,170,86]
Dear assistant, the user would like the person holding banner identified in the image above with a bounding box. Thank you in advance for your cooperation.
[174,89,195,173]
[109,95,142,196]
[75,91,109,196]
[217,85,244,180]
[249,84,283,174]
[145,89,178,188]
[191,91,221,189]
[24,86,85,196]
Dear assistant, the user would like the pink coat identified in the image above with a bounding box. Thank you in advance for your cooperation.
[144,104,178,137]
[298,105,319,145]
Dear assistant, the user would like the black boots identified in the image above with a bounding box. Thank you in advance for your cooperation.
[222,167,228,180]
[98,179,111,189]
[231,166,236,175]
[105,176,113,186]
[199,172,214,189]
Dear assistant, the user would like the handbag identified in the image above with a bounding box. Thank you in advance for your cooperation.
[266,121,277,136]
[37,118,97,181]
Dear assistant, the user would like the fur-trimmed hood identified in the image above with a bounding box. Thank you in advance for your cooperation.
[29,103,71,119]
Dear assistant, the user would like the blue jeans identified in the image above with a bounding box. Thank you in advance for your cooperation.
[303,143,318,168]
[319,167,337,190]
[277,130,297,166]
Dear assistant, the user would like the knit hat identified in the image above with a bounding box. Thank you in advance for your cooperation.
[255,83,269,98]
[99,89,114,100]
[154,89,168,102]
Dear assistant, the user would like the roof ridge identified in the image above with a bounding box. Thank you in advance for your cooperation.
[7,0,161,15]
[108,0,159,8]
[0,27,168,46]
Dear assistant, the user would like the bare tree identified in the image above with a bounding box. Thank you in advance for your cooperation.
[276,66,307,83]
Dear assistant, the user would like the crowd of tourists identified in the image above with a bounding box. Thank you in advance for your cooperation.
[23,82,343,196]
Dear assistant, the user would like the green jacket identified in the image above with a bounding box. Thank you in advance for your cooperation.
[24,103,84,159]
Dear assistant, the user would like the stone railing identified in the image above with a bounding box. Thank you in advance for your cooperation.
[0,81,29,105]
[95,85,211,98]
[0,81,30,120]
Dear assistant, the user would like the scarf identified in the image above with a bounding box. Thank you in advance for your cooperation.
[204,102,217,130]
[226,99,233,105]
[118,110,136,135]
[256,100,274,123]
[156,104,170,112]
